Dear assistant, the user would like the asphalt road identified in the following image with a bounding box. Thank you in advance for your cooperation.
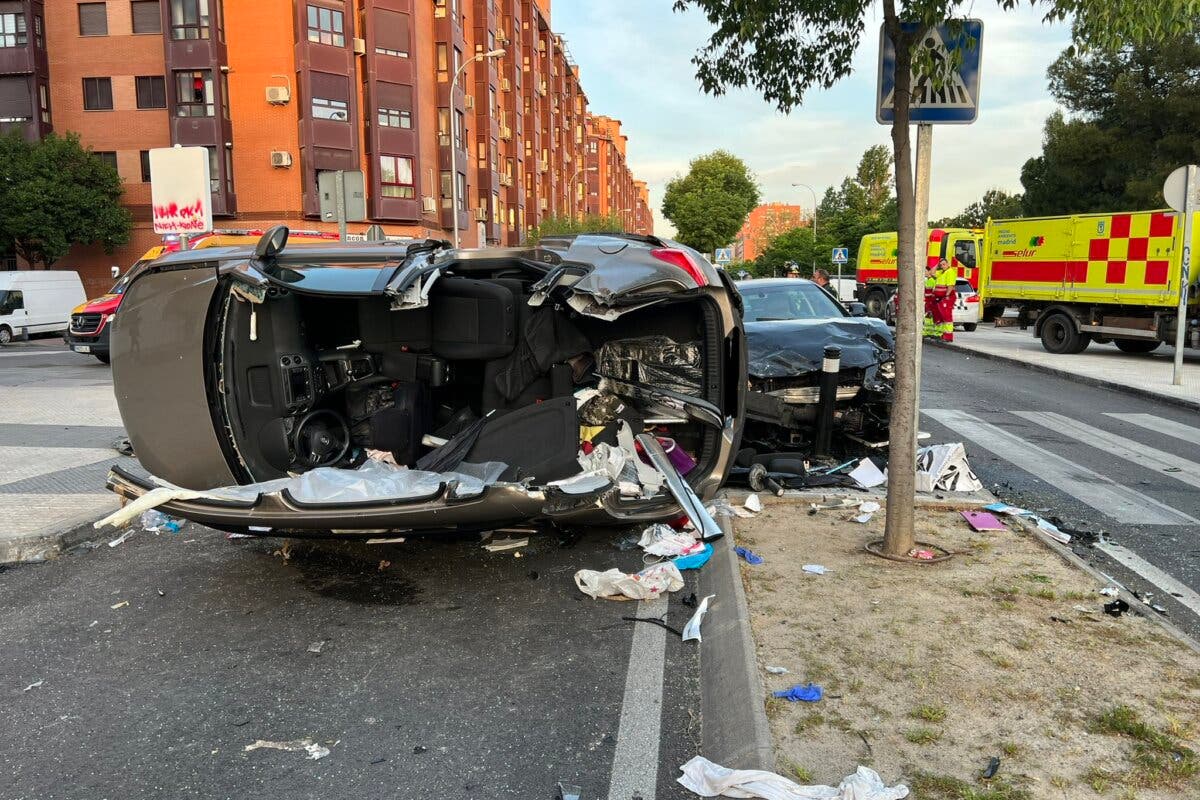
[921,345,1200,638]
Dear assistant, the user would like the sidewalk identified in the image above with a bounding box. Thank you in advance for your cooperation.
[0,341,135,562]
[934,324,1200,409]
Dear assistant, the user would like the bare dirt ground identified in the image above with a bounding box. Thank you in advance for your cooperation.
[734,495,1200,800]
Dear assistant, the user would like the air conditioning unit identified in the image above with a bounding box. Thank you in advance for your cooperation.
[500,126,512,140]
[422,196,437,214]
[353,37,366,55]
[464,94,475,109]
[265,85,291,104]
[270,150,293,167]
[473,208,488,222]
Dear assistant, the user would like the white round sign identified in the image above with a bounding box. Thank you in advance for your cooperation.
[1162,164,1199,213]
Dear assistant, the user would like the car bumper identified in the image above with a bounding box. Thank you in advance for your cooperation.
[65,324,111,355]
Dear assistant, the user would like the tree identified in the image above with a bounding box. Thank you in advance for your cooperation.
[672,0,1192,558]
[817,145,900,262]
[1021,29,1200,215]
[0,132,131,267]
[756,225,819,277]
[527,213,625,244]
[934,188,1024,228]
[661,150,760,255]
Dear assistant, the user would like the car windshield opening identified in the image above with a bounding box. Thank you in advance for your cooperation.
[741,283,844,322]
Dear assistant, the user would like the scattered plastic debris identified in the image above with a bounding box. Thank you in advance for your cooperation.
[735,546,764,565]
[244,739,330,760]
[916,443,982,493]
[112,436,134,456]
[141,510,184,534]
[365,537,406,545]
[107,529,136,548]
[23,680,43,692]
[681,594,714,642]
[307,641,326,654]
[483,536,529,553]
[639,524,704,557]
[961,510,1006,532]
[907,548,936,561]
[802,564,829,575]
[772,683,823,703]
[765,666,790,675]
[226,532,253,540]
[575,562,684,600]
[982,756,1001,779]
[677,757,909,800]
[110,600,129,610]
[744,494,763,513]
[983,502,1070,544]
[554,783,583,800]
[1104,599,1130,617]
[412,745,428,754]
[673,543,714,571]
[1099,587,1119,597]
[808,498,858,515]
[848,458,886,489]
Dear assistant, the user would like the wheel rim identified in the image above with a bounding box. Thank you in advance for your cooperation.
[1047,321,1066,348]
[0,329,10,344]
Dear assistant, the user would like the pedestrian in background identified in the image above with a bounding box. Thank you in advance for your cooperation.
[931,257,957,341]
[812,268,838,303]
[923,262,938,337]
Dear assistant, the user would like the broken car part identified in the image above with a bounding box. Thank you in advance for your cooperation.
[635,434,722,541]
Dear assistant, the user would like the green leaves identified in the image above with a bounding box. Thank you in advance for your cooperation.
[935,188,1025,227]
[0,132,132,267]
[527,213,627,244]
[661,150,760,255]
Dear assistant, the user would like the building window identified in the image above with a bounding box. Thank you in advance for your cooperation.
[131,1,161,33]
[454,109,464,150]
[436,44,448,74]
[203,146,220,193]
[0,254,16,271]
[379,155,414,199]
[82,77,113,111]
[373,9,409,57]
[94,151,118,171]
[139,150,151,182]
[38,84,49,123]
[0,10,27,47]
[175,70,214,116]
[377,107,411,129]
[33,14,42,47]
[135,76,166,109]
[306,5,344,47]
[440,171,465,211]
[312,96,347,121]
[169,0,210,40]
[78,3,108,36]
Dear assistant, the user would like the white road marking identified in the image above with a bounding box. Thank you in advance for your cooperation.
[1017,411,1200,490]
[925,410,1197,525]
[1105,413,1200,447]
[606,594,667,800]
[1095,541,1200,619]
[0,349,80,358]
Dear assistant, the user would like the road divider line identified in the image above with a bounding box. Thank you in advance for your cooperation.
[1105,412,1200,447]
[1017,411,1200,490]
[925,409,1198,525]
[1095,541,1200,619]
[606,594,667,800]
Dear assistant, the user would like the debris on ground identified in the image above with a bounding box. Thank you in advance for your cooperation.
[915,443,982,493]
[1099,586,1120,597]
[107,529,136,548]
[982,502,1070,544]
[677,757,908,800]
[110,600,129,610]
[111,436,134,456]
[772,683,824,703]
[140,510,184,534]
[673,543,714,571]
[808,498,858,515]
[961,510,1005,532]
[744,493,763,513]
[638,524,704,557]
[482,536,529,553]
[802,564,829,575]
[365,536,406,544]
[23,680,43,692]
[574,561,684,601]
[906,548,936,561]
[855,500,881,524]
[681,594,714,643]
[765,666,790,675]
[981,756,1001,779]
[307,641,326,654]
[244,738,330,760]
[735,546,764,565]
[848,458,886,489]
[1104,598,1130,617]
[553,783,583,800]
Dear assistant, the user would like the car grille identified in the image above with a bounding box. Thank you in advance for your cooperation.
[70,313,102,334]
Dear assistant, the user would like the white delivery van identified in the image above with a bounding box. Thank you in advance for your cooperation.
[0,271,87,345]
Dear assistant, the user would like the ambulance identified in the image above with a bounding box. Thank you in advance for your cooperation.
[981,209,1200,354]
[855,227,986,318]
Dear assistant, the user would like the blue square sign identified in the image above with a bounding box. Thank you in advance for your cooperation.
[831,247,849,265]
[877,20,983,124]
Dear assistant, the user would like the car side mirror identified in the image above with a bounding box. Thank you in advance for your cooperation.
[255,225,290,260]
[846,302,867,317]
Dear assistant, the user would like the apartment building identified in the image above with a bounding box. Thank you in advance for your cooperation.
[733,202,808,262]
[0,0,652,295]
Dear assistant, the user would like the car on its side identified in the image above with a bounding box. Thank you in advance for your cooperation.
[735,278,894,451]
[103,228,745,538]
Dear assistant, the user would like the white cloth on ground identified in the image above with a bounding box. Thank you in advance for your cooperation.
[574,561,684,600]
[677,756,909,800]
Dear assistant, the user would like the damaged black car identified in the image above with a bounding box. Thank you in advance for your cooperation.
[101,228,745,538]
[735,278,894,452]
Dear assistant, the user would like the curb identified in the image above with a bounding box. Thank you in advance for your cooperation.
[697,512,773,770]
[0,504,117,565]
[928,338,1200,412]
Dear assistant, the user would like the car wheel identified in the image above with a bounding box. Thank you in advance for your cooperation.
[95,353,111,364]
[962,323,978,332]
[864,288,889,318]
[1114,339,1160,354]
[0,325,11,346]
[1039,312,1084,355]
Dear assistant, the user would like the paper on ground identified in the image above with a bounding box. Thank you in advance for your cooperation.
[682,594,714,642]
[744,494,763,513]
[677,756,909,799]
[848,459,886,489]
[802,564,829,575]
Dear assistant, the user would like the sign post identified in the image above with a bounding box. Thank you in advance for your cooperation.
[149,146,213,250]
[319,170,367,241]
[831,247,849,290]
[1163,164,1199,386]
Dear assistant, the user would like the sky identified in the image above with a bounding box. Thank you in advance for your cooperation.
[551,1,1073,238]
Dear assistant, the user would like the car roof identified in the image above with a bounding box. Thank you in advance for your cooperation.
[735,278,817,288]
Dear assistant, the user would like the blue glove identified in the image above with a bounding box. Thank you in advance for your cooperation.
[735,546,764,565]
[773,683,823,702]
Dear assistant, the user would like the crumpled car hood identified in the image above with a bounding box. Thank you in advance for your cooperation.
[745,318,894,379]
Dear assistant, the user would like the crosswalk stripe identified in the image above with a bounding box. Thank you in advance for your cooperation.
[1095,541,1200,619]
[1105,413,1200,447]
[1016,411,1200,491]
[924,409,1197,526]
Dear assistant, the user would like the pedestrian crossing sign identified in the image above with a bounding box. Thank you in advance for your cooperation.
[832,247,849,264]
[877,20,983,124]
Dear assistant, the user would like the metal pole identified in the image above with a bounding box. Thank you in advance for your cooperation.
[1173,164,1196,386]
[912,124,933,431]
[179,233,189,251]
[334,170,347,242]
[792,182,818,274]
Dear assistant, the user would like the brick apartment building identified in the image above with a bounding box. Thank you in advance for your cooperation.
[0,0,654,295]
[733,202,808,262]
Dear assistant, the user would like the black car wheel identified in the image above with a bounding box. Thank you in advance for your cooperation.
[962,323,978,332]
[864,288,890,318]
[1040,312,1090,354]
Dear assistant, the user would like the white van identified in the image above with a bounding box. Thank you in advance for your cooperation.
[0,271,87,345]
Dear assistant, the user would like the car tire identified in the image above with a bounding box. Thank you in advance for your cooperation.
[0,325,11,346]
[1114,339,1160,354]
[864,288,890,318]
[962,323,978,332]
[1040,312,1086,355]
[95,353,111,364]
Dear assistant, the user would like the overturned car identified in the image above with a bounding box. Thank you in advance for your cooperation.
[103,228,744,537]
[735,279,894,452]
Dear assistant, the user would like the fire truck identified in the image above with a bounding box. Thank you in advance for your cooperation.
[980,209,1200,354]
[855,227,986,318]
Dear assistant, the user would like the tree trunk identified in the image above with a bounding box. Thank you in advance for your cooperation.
[882,3,918,557]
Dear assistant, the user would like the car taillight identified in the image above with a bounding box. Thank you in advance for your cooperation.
[650,248,709,287]
[966,294,980,303]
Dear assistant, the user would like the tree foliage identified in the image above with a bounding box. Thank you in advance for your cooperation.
[661,150,760,255]
[933,188,1025,228]
[527,213,626,244]
[0,132,131,267]
[1021,29,1200,215]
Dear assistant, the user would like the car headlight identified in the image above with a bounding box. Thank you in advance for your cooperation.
[879,361,895,380]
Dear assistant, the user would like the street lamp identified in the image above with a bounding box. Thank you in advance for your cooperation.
[450,48,505,249]
[570,165,597,220]
[791,182,819,273]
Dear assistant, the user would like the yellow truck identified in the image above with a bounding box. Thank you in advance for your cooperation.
[981,209,1200,354]
[855,227,986,317]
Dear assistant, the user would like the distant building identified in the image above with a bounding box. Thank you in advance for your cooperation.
[733,202,808,262]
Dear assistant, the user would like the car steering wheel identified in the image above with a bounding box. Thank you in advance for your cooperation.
[292,409,351,468]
